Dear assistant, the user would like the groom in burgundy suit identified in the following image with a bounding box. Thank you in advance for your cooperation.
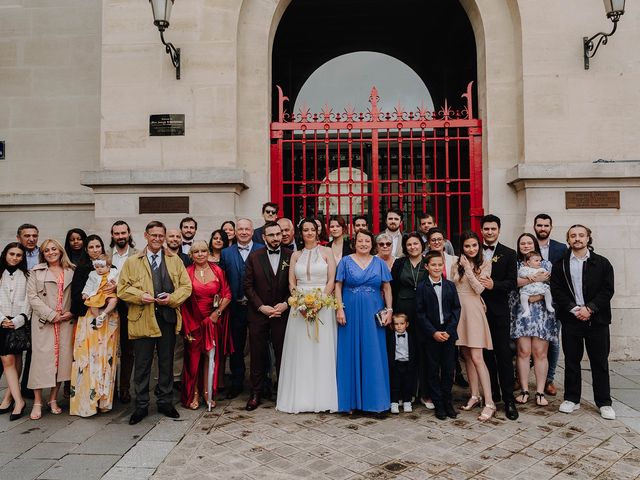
[243,221,292,411]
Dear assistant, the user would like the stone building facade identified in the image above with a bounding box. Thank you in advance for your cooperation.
[0,0,639,358]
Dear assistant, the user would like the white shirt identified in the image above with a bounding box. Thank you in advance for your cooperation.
[26,248,40,270]
[111,246,131,273]
[267,248,280,275]
[482,243,496,263]
[181,241,193,255]
[539,242,550,262]
[237,241,253,262]
[147,250,162,269]
[569,250,590,306]
[395,332,409,361]
[431,278,444,324]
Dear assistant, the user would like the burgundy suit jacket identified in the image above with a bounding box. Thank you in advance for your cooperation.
[243,247,292,323]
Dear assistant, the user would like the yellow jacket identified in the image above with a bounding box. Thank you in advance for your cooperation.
[117,248,192,339]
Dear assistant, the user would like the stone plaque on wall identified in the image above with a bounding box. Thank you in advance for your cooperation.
[139,196,189,214]
[149,114,185,136]
[565,191,620,209]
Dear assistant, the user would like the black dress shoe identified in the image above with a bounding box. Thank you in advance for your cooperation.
[129,407,149,425]
[245,394,260,411]
[10,403,26,421]
[505,400,519,420]
[158,404,180,418]
[225,385,242,400]
[445,403,458,419]
[435,408,447,420]
[0,401,15,414]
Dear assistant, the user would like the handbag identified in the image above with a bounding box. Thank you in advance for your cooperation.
[2,318,31,354]
[374,308,388,327]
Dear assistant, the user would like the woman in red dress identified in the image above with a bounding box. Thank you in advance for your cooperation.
[181,241,232,410]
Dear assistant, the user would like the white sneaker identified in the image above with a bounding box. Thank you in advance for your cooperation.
[403,402,412,413]
[559,400,580,414]
[390,402,400,414]
[420,398,435,410]
[600,406,616,420]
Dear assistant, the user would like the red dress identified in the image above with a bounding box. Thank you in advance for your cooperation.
[180,263,233,407]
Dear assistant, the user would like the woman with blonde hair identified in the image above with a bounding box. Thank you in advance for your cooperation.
[27,239,75,420]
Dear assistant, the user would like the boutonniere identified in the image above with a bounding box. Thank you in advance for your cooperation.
[281,261,289,271]
[492,255,502,263]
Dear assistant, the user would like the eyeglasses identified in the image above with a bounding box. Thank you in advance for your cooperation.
[265,209,277,215]
[377,242,392,247]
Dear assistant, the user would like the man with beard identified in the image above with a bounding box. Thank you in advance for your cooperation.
[533,213,567,397]
[383,208,404,257]
[352,215,368,235]
[167,229,193,266]
[277,217,297,251]
[551,225,615,420]
[109,221,138,403]
[179,217,198,255]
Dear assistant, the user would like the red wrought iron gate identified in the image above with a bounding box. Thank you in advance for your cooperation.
[270,83,483,244]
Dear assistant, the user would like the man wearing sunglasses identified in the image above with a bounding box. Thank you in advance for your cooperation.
[252,202,279,243]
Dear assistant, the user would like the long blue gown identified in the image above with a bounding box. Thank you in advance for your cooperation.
[336,255,392,412]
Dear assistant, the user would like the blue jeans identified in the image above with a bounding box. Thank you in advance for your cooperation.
[546,337,560,383]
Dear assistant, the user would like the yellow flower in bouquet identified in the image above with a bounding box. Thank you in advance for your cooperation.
[288,288,341,341]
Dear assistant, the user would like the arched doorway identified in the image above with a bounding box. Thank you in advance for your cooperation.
[270,0,481,238]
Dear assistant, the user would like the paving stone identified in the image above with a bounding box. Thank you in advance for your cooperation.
[116,440,177,469]
[0,458,55,480]
[73,423,153,455]
[39,453,120,480]
[102,466,156,480]
[20,441,78,459]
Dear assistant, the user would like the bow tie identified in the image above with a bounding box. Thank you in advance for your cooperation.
[268,249,280,255]
[432,282,441,287]
[238,246,250,252]
[182,241,192,246]
[396,333,406,338]
[483,244,495,251]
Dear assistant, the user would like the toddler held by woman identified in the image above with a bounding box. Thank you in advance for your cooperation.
[81,255,118,328]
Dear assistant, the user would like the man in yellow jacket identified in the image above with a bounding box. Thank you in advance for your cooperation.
[117,220,192,425]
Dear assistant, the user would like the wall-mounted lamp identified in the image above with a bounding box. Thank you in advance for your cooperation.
[583,0,625,70]
[149,0,180,79]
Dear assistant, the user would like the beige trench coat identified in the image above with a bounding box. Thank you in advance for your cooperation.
[26,263,75,389]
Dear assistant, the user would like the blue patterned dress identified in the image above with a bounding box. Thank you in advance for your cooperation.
[336,255,392,412]
[509,259,558,342]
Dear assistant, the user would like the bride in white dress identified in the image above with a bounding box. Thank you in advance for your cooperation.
[276,218,339,413]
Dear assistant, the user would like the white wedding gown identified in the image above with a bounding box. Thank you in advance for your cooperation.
[276,247,338,413]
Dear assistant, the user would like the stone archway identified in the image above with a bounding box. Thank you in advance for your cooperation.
[235,0,524,224]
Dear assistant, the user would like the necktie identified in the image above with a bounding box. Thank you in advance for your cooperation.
[397,333,406,338]
[151,254,159,271]
[432,282,441,287]
[182,241,192,246]
[483,244,495,251]
[268,249,280,255]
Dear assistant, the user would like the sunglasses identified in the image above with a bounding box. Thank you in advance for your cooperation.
[377,242,392,247]
[265,209,278,214]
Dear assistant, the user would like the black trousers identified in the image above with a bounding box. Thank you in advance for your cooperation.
[425,338,456,407]
[229,303,248,389]
[483,318,514,402]
[390,360,414,403]
[117,300,135,393]
[562,322,611,407]
[132,319,176,409]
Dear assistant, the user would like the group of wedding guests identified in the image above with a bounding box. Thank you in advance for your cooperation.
[0,206,615,425]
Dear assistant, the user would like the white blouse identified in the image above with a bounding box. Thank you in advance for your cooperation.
[0,269,31,328]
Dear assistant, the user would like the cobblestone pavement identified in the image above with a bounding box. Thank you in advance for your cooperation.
[0,361,639,479]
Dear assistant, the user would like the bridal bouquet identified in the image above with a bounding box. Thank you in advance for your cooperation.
[288,288,341,341]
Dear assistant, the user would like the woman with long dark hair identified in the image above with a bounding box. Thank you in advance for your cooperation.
[327,215,352,264]
[0,242,31,420]
[208,229,229,264]
[453,231,496,421]
[64,229,88,266]
[221,221,237,245]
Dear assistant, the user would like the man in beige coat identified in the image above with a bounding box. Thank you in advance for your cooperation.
[117,221,191,425]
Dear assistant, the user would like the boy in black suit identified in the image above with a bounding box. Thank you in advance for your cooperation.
[416,251,461,420]
[386,313,416,413]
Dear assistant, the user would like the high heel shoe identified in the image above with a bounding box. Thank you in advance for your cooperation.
[203,392,216,412]
[0,401,15,414]
[30,403,43,420]
[460,395,483,411]
[47,400,62,415]
[478,403,496,422]
[10,402,26,421]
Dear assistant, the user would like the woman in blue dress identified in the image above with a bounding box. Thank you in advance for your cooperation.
[509,233,558,407]
[335,229,393,413]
